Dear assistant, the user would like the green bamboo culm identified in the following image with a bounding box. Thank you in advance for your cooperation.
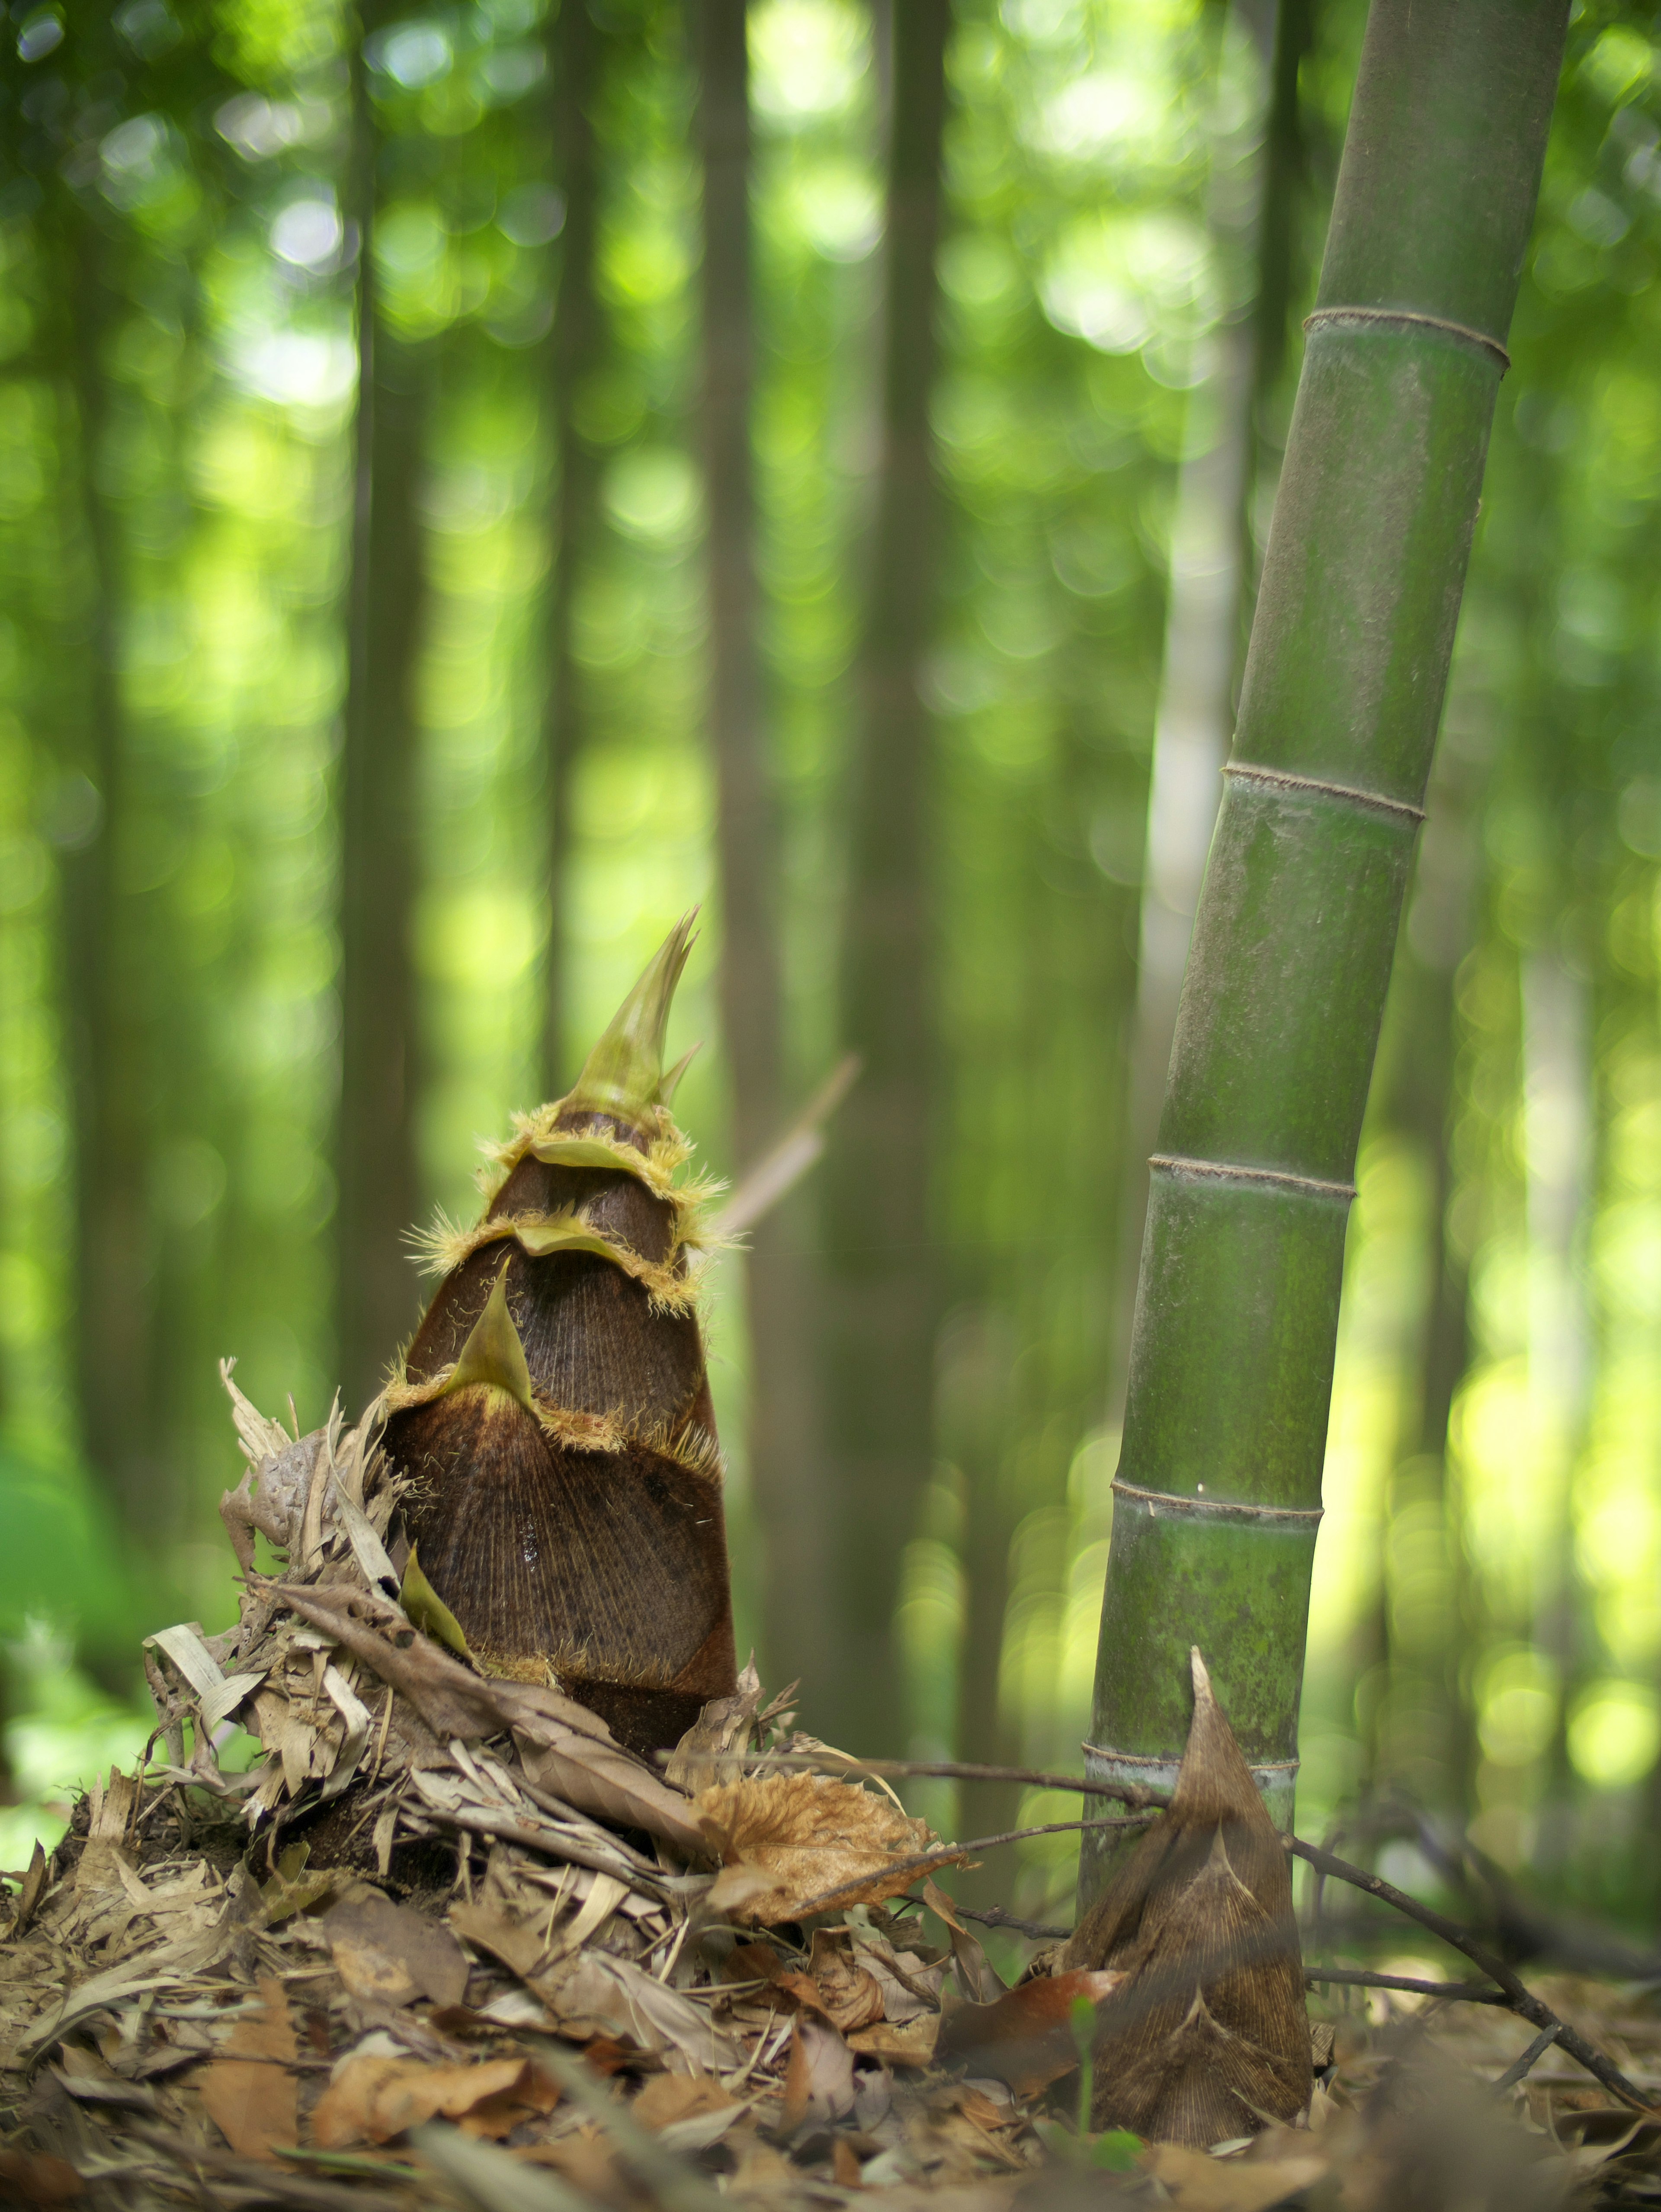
[1079,0,1569,1907]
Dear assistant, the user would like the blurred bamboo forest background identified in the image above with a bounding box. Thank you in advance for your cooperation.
[3,0,1661,1933]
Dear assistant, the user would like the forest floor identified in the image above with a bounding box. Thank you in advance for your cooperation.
[3,1391,1661,2208]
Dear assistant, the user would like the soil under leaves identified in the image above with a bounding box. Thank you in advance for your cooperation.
[3,1387,1661,2209]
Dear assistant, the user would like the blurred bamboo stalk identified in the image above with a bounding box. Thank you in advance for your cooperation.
[1083,0,1569,1907]
[818,0,952,1756]
[541,0,606,1095]
[337,1,429,1411]
[59,178,155,1541]
[696,0,837,1698]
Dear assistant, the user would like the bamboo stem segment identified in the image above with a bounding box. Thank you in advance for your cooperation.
[1082,0,1569,1905]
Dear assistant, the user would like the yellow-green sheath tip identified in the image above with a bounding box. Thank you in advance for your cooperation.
[400,1544,474,1660]
[561,911,699,1132]
[441,1261,535,1411]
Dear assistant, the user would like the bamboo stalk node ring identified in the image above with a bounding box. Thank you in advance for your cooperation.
[1146,1154,1356,1203]
[1110,1478,1325,1529]
[1221,761,1427,826]
[1302,303,1511,373]
[1080,1741,1301,1831]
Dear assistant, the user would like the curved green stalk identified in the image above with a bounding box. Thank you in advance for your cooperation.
[1081,0,1568,1905]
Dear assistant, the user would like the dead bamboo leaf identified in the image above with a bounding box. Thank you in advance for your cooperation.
[845,2014,941,2069]
[721,1942,830,2020]
[13,1840,50,1937]
[692,1772,952,1924]
[780,2016,856,2133]
[804,1929,888,2033]
[632,2071,736,2133]
[197,1975,297,2163]
[923,1876,1005,2004]
[311,2054,555,2147]
[263,1580,704,1851]
[541,1950,744,2072]
[664,1656,765,1792]
[511,1722,705,1856]
[1065,1648,1312,2147]
[1141,2141,1328,2211]
[322,1888,469,2008]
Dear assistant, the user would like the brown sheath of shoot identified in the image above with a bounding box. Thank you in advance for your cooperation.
[379,914,738,1754]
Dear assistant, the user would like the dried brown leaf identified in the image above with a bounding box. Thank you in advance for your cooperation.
[311,2054,554,2147]
[322,1888,469,2009]
[1141,2142,1328,2211]
[263,1580,704,1850]
[845,2014,941,2069]
[693,1772,946,1924]
[924,1877,1005,2004]
[664,1656,765,1791]
[805,1930,888,2033]
[197,1975,297,2163]
[780,2016,855,2133]
[542,1949,744,2073]
[632,2070,736,2133]
[13,1840,50,1937]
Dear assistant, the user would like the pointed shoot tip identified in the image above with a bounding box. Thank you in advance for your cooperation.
[562,911,699,1131]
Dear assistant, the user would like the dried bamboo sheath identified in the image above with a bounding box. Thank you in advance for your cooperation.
[1084,1,1569,1899]
[378,919,738,1753]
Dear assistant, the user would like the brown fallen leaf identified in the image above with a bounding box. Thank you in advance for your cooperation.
[197,1976,297,2163]
[322,1888,470,2009]
[924,1877,1005,2004]
[545,1949,744,2071]
[805,1929,888,2033]
[1142,2142,1328,2211]
[723,1940,831,2019]
[311,2054,555,2147]
[1065,1648,1312,2147]
[664,1657,766,1791]
[74,1769,140,1892]
[939,1968,1123,2098]
[12,1838,51,1937]
[781,2015,856,2133]
[693,1772,957,1924]
[0,2148,83,2206]
[846,2014,941,2069]
[632,2069,736,2132]
[849,1931,947,2024]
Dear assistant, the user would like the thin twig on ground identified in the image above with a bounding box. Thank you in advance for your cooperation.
[1492,2023,1563,2097]
[792,1811,1159,1921]
[1304,1966,1510,2006]
[1289,1835,1656,2112]
[954,1904,1071,1941]
[675,1751,1175,1807]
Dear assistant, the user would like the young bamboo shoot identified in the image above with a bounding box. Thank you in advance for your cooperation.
[381,918,737,1754]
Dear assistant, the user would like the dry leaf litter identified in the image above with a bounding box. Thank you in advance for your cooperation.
[2,1377,1660,2209]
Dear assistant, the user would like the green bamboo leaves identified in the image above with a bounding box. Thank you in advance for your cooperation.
[1083,0,1570,1901]
[379,919,736,1754]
